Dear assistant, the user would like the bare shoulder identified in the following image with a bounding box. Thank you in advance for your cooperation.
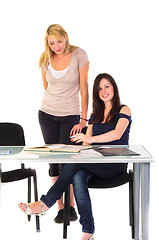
[120,105,131,116]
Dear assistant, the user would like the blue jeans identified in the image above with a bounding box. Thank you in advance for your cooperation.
[41,163,127,234]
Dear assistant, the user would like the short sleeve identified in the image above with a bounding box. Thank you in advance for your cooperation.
[75,48,89,68]
[117,113,132,124]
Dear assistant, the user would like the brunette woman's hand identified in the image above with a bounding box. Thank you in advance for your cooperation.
[70,133,94,145]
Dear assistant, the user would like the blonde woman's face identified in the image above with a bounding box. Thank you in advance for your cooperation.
[47,35,67,55]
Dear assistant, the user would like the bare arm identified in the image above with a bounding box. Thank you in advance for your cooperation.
[41,68,48,90]
[70,62,89,135]
[82,124,93,145]
[79,62,89,121]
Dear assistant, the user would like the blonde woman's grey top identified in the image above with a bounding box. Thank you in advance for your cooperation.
[40,48,89,116]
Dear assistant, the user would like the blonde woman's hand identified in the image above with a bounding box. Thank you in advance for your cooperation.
[70,121,87,136]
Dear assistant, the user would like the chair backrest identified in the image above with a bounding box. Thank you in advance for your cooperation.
[0,122,25,146]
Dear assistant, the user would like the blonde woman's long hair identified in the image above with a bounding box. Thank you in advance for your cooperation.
[39,24,78,69]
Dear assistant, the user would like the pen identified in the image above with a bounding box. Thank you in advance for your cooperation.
[0,151,12,154]
[69,135,76,139]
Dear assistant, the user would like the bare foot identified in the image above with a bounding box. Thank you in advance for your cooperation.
[81,233,94,240]
[18,201,48,214]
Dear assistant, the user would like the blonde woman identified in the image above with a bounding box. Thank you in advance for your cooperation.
[38,24,89,223]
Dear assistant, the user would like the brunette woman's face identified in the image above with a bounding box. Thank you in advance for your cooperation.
[47,35,67,55]
[98,78,114,103]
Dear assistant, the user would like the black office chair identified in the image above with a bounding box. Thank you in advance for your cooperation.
[63,169,134,239]
[0,122,40,232]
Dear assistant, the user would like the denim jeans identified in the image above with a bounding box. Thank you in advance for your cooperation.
[41,163,127,234]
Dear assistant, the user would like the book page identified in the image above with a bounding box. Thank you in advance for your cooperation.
[24,144,92,153]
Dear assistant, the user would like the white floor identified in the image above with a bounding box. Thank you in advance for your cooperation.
[0,162,158,240]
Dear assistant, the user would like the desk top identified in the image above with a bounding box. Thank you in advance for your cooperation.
[0,145,153,164]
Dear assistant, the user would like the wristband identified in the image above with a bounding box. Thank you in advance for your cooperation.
[80,118,88,122]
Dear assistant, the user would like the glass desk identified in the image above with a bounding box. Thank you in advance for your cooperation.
[0,145,153,240]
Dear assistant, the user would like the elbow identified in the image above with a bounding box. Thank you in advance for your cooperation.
[114,131,123,141]
[81,88,89,98]
[115,136,121,141]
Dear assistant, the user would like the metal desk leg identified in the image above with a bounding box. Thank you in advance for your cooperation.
[133,163,140,240]
[141,163,150,240]
[0,163,1,206]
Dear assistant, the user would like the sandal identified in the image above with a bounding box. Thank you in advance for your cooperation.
[18,200,48,216]
[82,234,94,240]
[89,235,94,240]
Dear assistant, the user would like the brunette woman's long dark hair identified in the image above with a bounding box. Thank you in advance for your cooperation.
[90,73,121,124]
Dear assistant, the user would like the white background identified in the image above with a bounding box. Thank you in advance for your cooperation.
[0,0,158,239]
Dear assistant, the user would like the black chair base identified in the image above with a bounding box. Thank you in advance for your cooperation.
[1,168,40,232]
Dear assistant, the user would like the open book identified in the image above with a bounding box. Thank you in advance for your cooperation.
[24,144,92,153]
